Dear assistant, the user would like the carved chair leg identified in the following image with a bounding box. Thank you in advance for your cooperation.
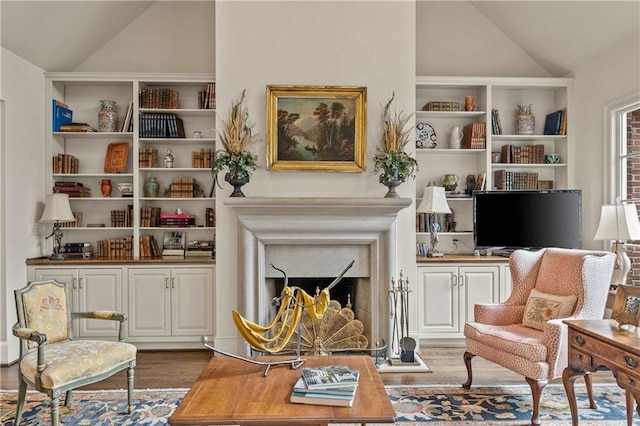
[525,377,548,426]
[50,395,60,426]
[584,372,596,409]
[127,364,135,414]
[462,351,475,389]
[15,373,27,425]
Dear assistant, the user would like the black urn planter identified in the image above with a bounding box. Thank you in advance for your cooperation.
[225,172,250,197]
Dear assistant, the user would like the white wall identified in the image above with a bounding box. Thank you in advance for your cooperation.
[0,48,45,363]
[215,0,416,352]
[416,1,551,77]
[76,1,215,73]
[572,35,640,249]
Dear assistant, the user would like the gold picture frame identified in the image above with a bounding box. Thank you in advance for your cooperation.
[266,85,367,172]
[611,284,640,328]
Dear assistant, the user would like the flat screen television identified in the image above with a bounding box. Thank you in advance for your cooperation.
[473,190,582,251]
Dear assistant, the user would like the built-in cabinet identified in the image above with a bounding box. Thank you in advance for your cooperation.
[415,76,574,256]
[44,73,216,259]
[415,258,510,343]
[127,266,214,341]
[27,260,215,349]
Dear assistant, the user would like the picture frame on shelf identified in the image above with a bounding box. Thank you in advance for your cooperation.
[611,284,640,328]
[265,85,367,172]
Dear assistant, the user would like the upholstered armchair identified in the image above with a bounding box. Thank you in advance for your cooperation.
[463,248,616,426]
[12,280,137,425]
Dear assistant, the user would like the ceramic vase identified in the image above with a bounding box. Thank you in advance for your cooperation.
[145,177,160,198]
[516,104,535,135]
[101,179,112,197]
[98,100,118,132]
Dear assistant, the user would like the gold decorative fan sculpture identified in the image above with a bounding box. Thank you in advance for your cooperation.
[273,299,368,355]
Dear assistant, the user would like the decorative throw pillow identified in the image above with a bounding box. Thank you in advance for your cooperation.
[522,289,578,330]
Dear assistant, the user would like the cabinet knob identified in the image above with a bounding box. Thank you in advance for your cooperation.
[575,336,585,346]
[624,356,639,369]
[459,275,464,287]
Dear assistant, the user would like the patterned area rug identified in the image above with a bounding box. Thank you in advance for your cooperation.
[0,384,634,425]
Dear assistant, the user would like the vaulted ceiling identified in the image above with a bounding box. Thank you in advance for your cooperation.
[1,1,638,76]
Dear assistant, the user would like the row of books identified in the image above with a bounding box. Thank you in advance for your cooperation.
[95,237,134,259]
[461,122,486,149]
[491,109,503,135]
[422,100,461,111]
[544,108,567,135]
[499,144,546,164]
[494,169,539,190]
[140,87,179,109]
[121,102,134,132]
[205,207,215,228]
[111,206,133,227]
[139,147,159,168]
[290,365,359,407]
[169,177,198,198]
[416,212,450,234]
[416,242,429,258]
[139,113,185,138]
[139,235,161,259]
[140,206,162,227]
[192,149,213,168]
[198,83,216,110]
[53,154,80,174]
[59,211,82,228]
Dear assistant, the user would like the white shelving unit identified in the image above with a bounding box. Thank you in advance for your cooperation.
[415,76,574,256]
[45,73,217,259]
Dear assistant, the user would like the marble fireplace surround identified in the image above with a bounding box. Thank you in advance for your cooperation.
[225,197,411,355]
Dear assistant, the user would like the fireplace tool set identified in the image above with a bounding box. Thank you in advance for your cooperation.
[389,271,417,364]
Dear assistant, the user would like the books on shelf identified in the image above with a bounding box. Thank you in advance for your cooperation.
[160,213,195,227]
[494,169,539,190]
[52,99,73,132]
[291,367,359,407]
[461,122,486,149]
[121,102,134,132]
[198,82,216,109]
[95,236,133,259]
[53,154,80,174]
[186,240,214,258]
[139,235,160,259]
[139,87,179,109]
[59,123,97,132]
[162,231,186,257]
[544,108,567,135]
[500,144,545,164]
[491,109,502,135]
[139,113,185,138]
[64,242,93,258]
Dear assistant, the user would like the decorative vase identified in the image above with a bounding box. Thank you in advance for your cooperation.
[379,165,404,198]
[101,179,112,197]
[164,149,174,168]
[145,177,160,198]
[516,104,535,135]
[225,172,249,197]
[98,100,118,132]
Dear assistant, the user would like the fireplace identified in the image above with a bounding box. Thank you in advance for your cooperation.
[225,197,411,356]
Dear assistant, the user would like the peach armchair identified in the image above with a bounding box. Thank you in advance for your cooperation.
[12,280,137,425]
[463,248,616,425]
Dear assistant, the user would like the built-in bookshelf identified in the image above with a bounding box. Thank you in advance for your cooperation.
[415,76,574,257]
[44,73,216,260]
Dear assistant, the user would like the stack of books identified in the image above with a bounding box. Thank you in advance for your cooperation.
[162,231,186,258]
[64,242,93,259]
[53,181,90,197]
[185,240,214,258]
[290,365,359,407]
[160,213,195,227]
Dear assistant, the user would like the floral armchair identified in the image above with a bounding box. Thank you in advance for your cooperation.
[463,248,616,426]
[12,280,137,425]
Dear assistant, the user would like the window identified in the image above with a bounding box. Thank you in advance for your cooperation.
[607,93,640,285]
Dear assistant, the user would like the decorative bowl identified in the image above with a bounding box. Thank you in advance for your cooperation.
[117,183,133,195]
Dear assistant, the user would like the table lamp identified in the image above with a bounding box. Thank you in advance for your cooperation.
[40,193,75,260]
[594,200,640,285]
[417,185,451,257]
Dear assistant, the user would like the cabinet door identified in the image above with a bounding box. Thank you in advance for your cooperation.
[461,266,500,323]
[416,266,459,334]
[500,264,513,303]
[77,269,123,338]
[170,267,214,336]
[128,268,172,337]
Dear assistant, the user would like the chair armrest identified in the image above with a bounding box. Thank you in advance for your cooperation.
[542,318,570,379]
[71,311,128,341]
[12,323,47,345]
[72,310,127,322]
[474,304,525,325]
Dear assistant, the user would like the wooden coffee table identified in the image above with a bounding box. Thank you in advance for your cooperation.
[170,354,396,425]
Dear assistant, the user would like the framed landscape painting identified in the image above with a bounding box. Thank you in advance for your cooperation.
[266,85,367,172]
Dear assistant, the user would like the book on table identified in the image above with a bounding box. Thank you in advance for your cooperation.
[290,372,359,407]
[301,365,359,389]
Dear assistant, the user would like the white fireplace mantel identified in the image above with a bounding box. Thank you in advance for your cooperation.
[225,197,412,355]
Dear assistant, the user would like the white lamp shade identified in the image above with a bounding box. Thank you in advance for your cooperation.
[594,203,640,242]
[39,193,75,223]
[416,186,451,214]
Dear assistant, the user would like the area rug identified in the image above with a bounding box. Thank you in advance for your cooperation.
[0,384,634,425]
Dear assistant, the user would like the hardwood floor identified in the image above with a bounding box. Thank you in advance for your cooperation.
[0,347,616,391]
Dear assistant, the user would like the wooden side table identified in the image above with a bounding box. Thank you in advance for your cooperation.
[562,319,640,426]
